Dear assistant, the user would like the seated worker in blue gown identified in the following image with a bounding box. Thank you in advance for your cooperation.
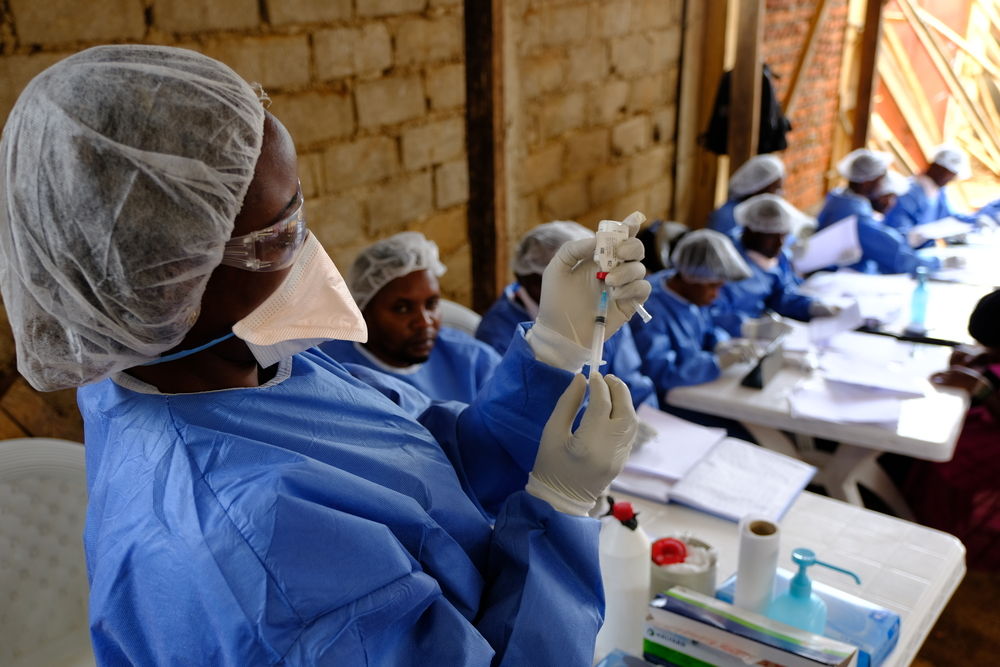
[871,169,911,218]
[0,45,654,666]
[636,219,690,275]
[708,154,785,239]
[713,194,839,337]
[884,144,1000,245]
[320,231,500,404]
[476,220,659,409]
[816,148,953,275]
[630,229,757,410]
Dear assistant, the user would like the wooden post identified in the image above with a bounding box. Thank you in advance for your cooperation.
[464,0,507,314]
[675,0,729,226]
[729,0,764,171]
[852,0,885,149]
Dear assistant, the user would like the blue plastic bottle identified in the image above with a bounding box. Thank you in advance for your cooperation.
[766,548,861,634]
[905,266,929,336]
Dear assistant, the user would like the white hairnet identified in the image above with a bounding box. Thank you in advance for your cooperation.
[671,229,752,283]
[734,193,814,234]
[0,45,266,391]
[348,231,446,310]
[655,221,689,269]
[872,170,910,198]
[930,143,971,179]
[729,154,785,198]
[511,220,593,276]
[836,148,892,182]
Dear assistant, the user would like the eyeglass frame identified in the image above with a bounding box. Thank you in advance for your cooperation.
[220,183,307,272]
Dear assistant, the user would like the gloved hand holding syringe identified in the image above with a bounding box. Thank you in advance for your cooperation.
[590,213,653,374]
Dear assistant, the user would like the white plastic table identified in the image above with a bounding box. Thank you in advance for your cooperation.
[619,491,967,667]
[665,336,968,519]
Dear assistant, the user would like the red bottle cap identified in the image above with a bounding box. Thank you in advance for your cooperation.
[596,271,608,280]
[651,537,688,565]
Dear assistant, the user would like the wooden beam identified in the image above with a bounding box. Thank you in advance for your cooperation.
[729,0,764,170]
[918,6,1000,79]
[882,19,941,145]
[463,0,507,314]
[675,0,729,227]
[784,0,832,117]
[852,0,885,148]
[897,0,1000,168]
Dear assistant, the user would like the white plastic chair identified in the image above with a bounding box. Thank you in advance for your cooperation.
[439,299,482,337]
[0,438,94,667]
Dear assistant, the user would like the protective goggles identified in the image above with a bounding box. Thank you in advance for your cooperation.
[221,187,307,272]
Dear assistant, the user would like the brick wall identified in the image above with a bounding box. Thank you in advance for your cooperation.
[506,0,683,249]
[762,0,849,212]
[0,0,469,440]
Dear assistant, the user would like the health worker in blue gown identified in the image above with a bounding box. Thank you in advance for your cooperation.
[713,193,839,337]
[884,144,1000,244]
[630,229,757,407]
[0,45,653,667]
[476,220,659,409]
[320,231,500,404]
[816,148,945,275]
[707,154,786,240]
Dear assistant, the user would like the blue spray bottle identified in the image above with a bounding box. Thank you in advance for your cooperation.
[766,548,861,635]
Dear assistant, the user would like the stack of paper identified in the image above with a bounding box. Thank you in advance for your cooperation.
[788,378,903,427]
[613,406,816,522]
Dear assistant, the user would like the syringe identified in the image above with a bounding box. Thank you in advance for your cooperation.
[589,217,653,375]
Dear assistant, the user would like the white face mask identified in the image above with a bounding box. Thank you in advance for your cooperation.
[232,233,367,367]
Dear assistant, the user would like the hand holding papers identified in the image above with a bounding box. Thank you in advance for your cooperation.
[792,215,862,274]
[910,217,970,242]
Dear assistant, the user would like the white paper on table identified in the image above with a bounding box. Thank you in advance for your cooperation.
[818,351,927,397]
[626,404,727,480]
[911,216,970,240]
[793,215,861,274]
[610,468,673,504]
[807,299,863,343]
[788,378,903,425]
[669,438,816,523]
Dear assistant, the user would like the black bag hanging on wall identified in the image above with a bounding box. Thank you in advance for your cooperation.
[700,63,792,155]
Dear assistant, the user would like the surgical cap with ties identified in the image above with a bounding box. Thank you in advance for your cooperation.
[0,45,266,391]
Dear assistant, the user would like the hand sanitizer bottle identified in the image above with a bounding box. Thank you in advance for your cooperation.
[905,266,929,336]
[766,548,861,635]
[593,498,651,663]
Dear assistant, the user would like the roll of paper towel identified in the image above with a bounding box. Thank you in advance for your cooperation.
[733,516,779,614]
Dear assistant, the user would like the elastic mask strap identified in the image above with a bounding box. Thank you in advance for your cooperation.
[140,332,236,366]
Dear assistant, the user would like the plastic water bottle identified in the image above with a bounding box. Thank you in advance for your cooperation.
[905,266,929,336]
[593,498,651,663]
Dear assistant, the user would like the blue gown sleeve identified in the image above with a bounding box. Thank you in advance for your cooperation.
[765,261,813,321]
[630,314,722,395]
[858,219,941,274]
[604,326,659,409]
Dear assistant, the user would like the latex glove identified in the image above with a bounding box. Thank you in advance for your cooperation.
[907,230,928,248]
[974,214,999,231]
[633,419,658,451]
[740,313,791,342]
[942,255,966,269]
[526,373,638,516]
[715,338,757,368]
[789,238,809,263]
[529,212,652,369]
[808,301,842,318]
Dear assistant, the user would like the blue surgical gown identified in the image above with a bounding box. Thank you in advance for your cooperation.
[816,188,940,275]
[713,238,813,337]
[629,271,730,405]
[476,284,659,409]
[707,199,739,239]
[319,327,501,405]
[78,327,604,666]
[883,180,976,238]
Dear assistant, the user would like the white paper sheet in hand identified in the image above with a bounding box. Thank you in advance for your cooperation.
[793,215,861,274]
[626,404,727,480]
[911,217,970,240]
[789,378,903,426]
[807,299,863,343]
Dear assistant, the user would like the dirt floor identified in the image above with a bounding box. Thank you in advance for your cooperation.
[913,569,1000,664]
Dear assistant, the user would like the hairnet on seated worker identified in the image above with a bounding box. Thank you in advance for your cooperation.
[729,154,785,198]
[734,193,814,235]
[655,221,690,269]
[511,220,594,276]
[872,170,910,198]
[670,229,752,283]
[836,148,892,182]
[930,143,971,180]
[0,45,266,391]
[968,289,1000,349]
[348,231,447,310]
